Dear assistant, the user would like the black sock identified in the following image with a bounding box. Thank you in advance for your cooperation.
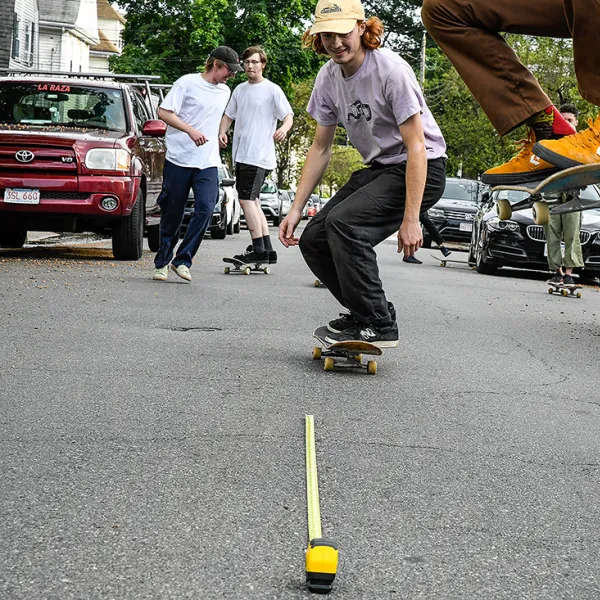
[262,236,273,252]
[252,237,265,253]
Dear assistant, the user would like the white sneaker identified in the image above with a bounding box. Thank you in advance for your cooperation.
[171,264,192,282]
[153,265,169,281]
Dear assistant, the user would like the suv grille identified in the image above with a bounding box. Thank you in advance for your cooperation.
[527,224,591,245]
[445,210,473,221]
[0,145,77,171]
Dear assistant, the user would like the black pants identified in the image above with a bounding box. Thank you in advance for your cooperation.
[300,158,446,326]
[420,212,444,246]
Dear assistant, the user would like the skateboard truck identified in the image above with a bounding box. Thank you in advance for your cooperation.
[306,538,339,594]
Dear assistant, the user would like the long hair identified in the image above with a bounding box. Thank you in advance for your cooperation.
[302,17,384,55]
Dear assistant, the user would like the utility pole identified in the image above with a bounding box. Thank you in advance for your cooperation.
[419,30,427,89]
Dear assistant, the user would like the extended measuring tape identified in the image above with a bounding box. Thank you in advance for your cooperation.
[305,415,339,594]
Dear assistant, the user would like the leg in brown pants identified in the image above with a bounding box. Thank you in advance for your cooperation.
[422,0,599,136]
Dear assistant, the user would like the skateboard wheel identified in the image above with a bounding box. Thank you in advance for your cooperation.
[243,267,251,275]
[354,354,362,363]
[224,266,230,274]
[314,280,320,287]
[264,267,270,275]
[496,199,512,221]
[312,347,322,360]
[548,288,553,294]
[577,292,582,298]
[324,357,335,371]
[532,201,550,225]
[367,360,377,375]
[561,288,568,296]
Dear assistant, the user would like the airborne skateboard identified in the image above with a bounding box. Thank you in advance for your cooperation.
[312,325,382,375]
[223,257,270,275]
[430,254,470,268]
[547,281,583,298]
[491,164,600,226]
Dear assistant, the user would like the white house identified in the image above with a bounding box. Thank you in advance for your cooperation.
[89,0,125,73]
[5,0,40,70]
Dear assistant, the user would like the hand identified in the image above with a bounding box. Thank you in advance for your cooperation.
[273,127,288,143]
[188,128,207,146]
[279,207,303,247]
[397,219,422,257]
[218,132,228,148]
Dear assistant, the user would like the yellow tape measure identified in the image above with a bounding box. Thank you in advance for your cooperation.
[305,415,338,594]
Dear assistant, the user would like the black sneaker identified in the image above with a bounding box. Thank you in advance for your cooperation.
[403,255,422,264]
[549,272,564,285]
[563,274,575,287]
[440,246,451,257]
[233,249,268,263]
[327,313,355,333]
[268,251,277,264]
[325,322,399,348]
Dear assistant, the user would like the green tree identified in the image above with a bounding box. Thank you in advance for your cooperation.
[321,146,364,196]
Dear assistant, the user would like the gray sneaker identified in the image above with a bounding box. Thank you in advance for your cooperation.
[153,265,169,281]
[171,264,192,282]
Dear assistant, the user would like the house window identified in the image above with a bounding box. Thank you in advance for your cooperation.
[11,13,21,60]
[24,22,33,65]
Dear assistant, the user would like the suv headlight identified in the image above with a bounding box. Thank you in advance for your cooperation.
[486,217,519,232]
[428,208,444,218]
[85,148,130,171]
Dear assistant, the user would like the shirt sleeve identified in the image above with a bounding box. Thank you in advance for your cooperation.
[384,64,424,126]
[160,76,187,115]
[273,85,293,120]
[306,72,338,127]
[225,86,239,120]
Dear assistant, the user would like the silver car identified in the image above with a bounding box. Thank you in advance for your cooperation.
[260,180,280,225]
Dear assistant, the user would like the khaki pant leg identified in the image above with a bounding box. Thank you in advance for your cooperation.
[545,214,564,271]
[422,0,572,134]
[562,211,584,268]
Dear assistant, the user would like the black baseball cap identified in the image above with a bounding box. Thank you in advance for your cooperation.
[209,46,243,72]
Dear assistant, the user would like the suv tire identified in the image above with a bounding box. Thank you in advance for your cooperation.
[113,189,144,260]
[475,243,497,275]
[0,228,27,248]
[147,225,160,252]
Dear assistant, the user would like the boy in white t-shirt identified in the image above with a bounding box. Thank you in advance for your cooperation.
[219,46,293,265]
[153,46,243,283]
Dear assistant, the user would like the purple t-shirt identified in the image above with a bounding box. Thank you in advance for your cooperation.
[307,48,446,165]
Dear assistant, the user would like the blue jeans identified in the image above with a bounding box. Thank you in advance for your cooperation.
[154,160,219,269]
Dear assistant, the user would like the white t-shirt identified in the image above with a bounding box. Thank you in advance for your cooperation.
[160,73,231,169]
[225,79,293,170]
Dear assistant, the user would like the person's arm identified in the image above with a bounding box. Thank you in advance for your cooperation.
[219,114,234,148]
[273,113,294,142]
[158,107,207,146]
[397,112,428,256]
[279,123,336,247]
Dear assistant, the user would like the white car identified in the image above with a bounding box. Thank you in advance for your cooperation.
[219,164,241,236]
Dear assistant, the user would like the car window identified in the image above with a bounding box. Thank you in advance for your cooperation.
[130,89,151,132]
[261,181,277,193]
[280,191,290,201]
[442,180,476,201]
[0,81,127,132]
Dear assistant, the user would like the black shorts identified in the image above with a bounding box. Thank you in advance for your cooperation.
[235,163,268,201]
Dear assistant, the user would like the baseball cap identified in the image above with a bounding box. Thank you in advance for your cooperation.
[209,46,243,72]
[310,0,365,35]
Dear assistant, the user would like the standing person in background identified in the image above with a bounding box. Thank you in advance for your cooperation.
[219,46,294,265]
[153,47,242,283]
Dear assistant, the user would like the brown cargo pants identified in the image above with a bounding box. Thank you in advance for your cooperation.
[421,0,599,135]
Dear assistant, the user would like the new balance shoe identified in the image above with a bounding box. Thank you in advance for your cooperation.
[327,302,396,333]
[171,264,192,282]
[481,128,559,185]
[440,246,451,257]
[234,249,269,263]
[403,255,422,264]
[246,244,277,264]
[153,265,169,281]
[325,321,399,348]
[534,115,600,169]
[548,271,563,285]
[562,274,575,287]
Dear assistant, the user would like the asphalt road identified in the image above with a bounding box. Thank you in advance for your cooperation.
[2,227,600,599]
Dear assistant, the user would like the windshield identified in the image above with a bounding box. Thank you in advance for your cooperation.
[261,181,277,194]
[0,82,127,132]
[442,181,476,201]
[496,185,600,204]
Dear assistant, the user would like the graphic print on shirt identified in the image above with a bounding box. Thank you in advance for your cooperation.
[346,100,372,123]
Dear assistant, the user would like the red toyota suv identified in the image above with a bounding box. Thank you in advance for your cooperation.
[0,72,166,259]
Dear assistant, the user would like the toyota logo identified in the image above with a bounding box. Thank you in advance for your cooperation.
[15,150,34,163]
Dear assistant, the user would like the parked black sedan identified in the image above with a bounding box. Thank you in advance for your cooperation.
[468,184,600,278]
[423,178,486,247]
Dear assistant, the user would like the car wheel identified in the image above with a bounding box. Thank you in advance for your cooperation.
[211,223,227,239]
[0,228,27,248]
[233,217,240,234]
[226,214,234,235]
[147,224,160,252]
[272,215,280,226]
[475,241,497,275]
[112,189,144,260]
[467,227,477,265]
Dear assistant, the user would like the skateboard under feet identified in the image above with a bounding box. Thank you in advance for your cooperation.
[430,254,469,268]
[547,282,582,298]
[312,325,382,375]
[223,257,270,275]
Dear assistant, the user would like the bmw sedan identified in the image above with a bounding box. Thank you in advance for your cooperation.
[469,184,600,278]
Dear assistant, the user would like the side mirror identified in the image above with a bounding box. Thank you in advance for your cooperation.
[220,178,235,187]
[142,119,167,137]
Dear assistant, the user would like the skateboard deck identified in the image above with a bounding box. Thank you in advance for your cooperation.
[430,254,470,268]
[223,257,270,275]
[491,164,600,225]
[312,325,382,375]
[547,281,583,298]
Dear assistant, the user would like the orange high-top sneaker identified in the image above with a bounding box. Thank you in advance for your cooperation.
[534,115,600,169]
[481,127,559,185]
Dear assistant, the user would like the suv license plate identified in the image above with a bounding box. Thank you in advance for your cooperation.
[459,222,472,232]
[4,188,40,205]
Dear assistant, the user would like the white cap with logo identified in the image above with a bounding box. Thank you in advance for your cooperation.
[309,0,366,35]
